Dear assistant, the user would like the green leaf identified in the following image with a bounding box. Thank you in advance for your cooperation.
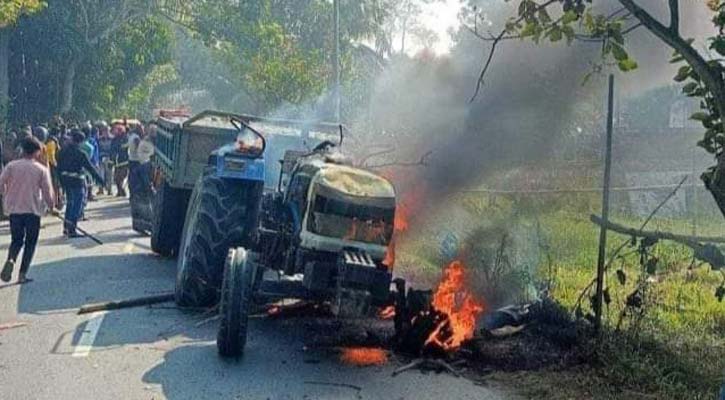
[710,37,725,56]
[618,58,638,72]
[611,43,628,61]
[562,25,575,44]
[520,21,538,37]
[561,10,579,24]
[538,8,551,24]
[690,111,710,121]
[682,82,698,94]
[669,54,685,64]
[674,65,691,82]
[548,26,562,42]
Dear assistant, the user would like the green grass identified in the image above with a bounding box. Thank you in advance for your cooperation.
[395,192,725,399]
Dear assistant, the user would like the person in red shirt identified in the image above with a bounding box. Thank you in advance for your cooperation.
[0,137,56,283]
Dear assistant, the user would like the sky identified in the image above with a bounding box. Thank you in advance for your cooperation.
[413,0,463,54]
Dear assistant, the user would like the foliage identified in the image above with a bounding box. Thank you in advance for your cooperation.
[466,1,725,216]
[398,190,725,399]
[76,16,175,118]
[159,0,397,116]
[6,5,174,122]
[0,0,44,27]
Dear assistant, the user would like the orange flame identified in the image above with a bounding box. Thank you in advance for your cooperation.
[339,347,388,366]
[425,260,485,351]
[378,305,395,319]
[343,218,388,243]
[383,197,412,269]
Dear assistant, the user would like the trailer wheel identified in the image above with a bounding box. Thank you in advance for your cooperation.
[217,248,256,357]
[175,168,263,307]
[151,180,190,257]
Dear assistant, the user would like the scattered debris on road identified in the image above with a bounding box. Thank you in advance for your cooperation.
[78,293,174,314]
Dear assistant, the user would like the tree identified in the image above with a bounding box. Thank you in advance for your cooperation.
[0,0,44,27]
[466,0,725,218]
[0,0,44,126]
[6,3,174,122]
[158,0,390,117]
[49,0,155,114]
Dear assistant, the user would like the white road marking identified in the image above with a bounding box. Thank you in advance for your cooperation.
[72,312,107,358]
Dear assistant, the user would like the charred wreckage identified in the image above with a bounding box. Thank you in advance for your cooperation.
[130,111,488,360]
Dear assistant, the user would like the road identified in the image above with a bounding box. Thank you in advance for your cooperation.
[0,197,517,400]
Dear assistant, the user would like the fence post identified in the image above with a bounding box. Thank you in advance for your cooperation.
[595,74,615,334]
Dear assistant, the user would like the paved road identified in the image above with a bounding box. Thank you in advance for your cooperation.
[0,198,517,400]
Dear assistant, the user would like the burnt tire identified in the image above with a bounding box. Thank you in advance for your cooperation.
[217,248,256,357]
[175,167,263,308]
[151,181,190,257]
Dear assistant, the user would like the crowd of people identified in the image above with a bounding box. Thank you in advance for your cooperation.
[0,118,157,284]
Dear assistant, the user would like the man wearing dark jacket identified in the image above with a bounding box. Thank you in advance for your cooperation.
[110,124,129,197]
[57,130,104,237]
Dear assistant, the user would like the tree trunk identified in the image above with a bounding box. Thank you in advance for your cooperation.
[618,0,725,218]
[0,29,10,128]
[60,58,80,115]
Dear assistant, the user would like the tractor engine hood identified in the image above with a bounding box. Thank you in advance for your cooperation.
[299,165,396,256]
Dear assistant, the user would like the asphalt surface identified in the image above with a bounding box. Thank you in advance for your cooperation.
[0,197,518,400]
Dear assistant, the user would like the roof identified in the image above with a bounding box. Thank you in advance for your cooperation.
[316,164,395,199]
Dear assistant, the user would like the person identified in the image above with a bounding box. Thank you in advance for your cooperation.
[14,127,31,158]
[96,121,113,195]
[110,124,129,197]
[46,127,63,208]
[0,137,55,283]
[57,130,104,237]
[80,127,99,203]
[32,126,49,167]
[127,124,143,199]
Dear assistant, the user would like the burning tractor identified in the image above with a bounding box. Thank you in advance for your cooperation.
[172,114,400,357]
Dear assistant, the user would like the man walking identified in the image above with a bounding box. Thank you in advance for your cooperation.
[110,124,129,197]
[96,121,113,195]
[57,130,103,237]
[0,137,55,283]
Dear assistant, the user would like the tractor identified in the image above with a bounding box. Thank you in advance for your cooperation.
[172,114,400,357]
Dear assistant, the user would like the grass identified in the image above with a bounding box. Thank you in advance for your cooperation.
[395,192,725,399]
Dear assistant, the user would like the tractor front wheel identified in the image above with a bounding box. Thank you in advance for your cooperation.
[217,247,256,358]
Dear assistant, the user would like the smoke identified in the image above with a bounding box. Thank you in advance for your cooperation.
[345,0,716,213]
[338,1,717,303]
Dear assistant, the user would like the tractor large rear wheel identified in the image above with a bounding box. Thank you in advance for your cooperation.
[151,180,190,257]
[217,248,256,357]
[175,168,262,307]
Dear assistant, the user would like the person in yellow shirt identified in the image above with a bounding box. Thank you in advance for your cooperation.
[46,128,62,208]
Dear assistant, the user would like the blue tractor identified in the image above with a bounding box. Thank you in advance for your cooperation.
[172,113,401,357]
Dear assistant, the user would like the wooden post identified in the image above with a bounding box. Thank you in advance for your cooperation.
[595,74,615,333]
[333,0,341,122]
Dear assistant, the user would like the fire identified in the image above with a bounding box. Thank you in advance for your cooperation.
[339,347,388,366]
[343,218,388,243]
[425,260,485,351]
[394,200,411,232]
[383,198,412,268]
[378,305,395,319]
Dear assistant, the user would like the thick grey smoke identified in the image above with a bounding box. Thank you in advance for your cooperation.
[349,0,714,207]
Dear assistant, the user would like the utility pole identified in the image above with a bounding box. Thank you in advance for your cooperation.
[333,0,341,122]
[594,74,615,334]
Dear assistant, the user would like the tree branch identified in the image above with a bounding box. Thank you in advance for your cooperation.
[468,0,560,102]
[669,0,679,34]
[618,0,725,129]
